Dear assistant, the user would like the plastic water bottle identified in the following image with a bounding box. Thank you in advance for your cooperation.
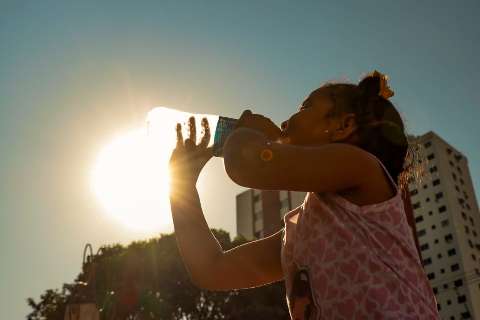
[146,107,238,157]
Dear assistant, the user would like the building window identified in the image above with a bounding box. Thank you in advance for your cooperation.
[443,283,449,289]
[448,248,457,256]
[468,239,473,248]
[427,272,435,280]
[433,287,438,294]
[431,224,436,230]
[415,216,424,223]
[441,219,449,227]
[447,148,452,154]
[461,311,470,319]
[450,160,455,167]
[424,141,431,148]
[440,268,445,274]
[427,153,435,160]
[472,254,476,261]
[420,243,429,251]
[437,253,442,259]
[413,202,421,209]
[428,211,433,216]
[436,303,441,310]
[447,299,451,305]
[452,172,457,181]
[430,166,437,173]
[435,192,443,200]
[433,179,440,186]
[462,212,467,220]
[460,178,464,185]
[434,239,439,244]
[457,166,462,174]
[451,263,460,272]
[465,226,470,234]
[458,295,466,303]
[438,205,447,213]
[426,197,430,202]
[417,229,426,237]
[423,258,432,266]
[454,279,463,287]
[445,234,453,243]
[469,217,474,226]
[473,230,477,237]
[410,189,418,196]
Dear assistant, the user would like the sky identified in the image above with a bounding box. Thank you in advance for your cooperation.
[1,0,479,318]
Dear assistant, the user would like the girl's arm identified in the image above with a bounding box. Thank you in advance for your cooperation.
[223,127,377,193]
[169,117,283,291]
[170,185,283,290]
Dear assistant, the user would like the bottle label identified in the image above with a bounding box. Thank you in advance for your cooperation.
[213,116,238,157]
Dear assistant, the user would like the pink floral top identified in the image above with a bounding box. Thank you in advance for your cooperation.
[281,157,440,320]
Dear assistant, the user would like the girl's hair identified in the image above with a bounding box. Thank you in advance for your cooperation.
[314,71,413,189]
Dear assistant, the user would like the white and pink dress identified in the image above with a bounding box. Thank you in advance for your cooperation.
[281,157,439,319]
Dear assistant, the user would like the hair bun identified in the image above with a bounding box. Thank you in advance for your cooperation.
[358,70,394,100]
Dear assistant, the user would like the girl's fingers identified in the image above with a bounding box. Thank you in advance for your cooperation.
[188,116,196,146]
[176,123,183,148]
[198,118,211,148]
[184,137,195,150]
[235,109,252,128]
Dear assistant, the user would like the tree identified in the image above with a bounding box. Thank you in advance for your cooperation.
[27,229,289,319]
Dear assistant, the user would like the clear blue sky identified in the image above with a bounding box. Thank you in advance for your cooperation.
[1,0,479,318]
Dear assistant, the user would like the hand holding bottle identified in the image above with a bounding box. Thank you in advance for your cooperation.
[235,110,282,141]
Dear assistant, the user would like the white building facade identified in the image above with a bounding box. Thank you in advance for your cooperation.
[409,131,480,319]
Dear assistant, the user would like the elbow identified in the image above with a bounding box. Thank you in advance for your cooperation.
[224,153,246,186]
[223,129,264,188]
[223,134,248,186]
[188,258,226,291]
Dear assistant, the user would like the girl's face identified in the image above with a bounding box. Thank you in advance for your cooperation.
[280,87,358,146]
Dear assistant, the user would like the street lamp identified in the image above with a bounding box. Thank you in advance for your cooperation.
[64,244,100,320]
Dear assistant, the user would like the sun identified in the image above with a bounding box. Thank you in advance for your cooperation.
[91,127,174,232]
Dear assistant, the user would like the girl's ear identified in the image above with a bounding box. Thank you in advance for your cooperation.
[331,113,358,142]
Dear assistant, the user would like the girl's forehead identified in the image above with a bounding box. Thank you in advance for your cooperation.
[302,88,335,111]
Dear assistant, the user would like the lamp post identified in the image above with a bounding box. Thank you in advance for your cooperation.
[64,244,100,320]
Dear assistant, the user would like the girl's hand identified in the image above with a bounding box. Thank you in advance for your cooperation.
[169,117,213,188]
[236,110,282,141]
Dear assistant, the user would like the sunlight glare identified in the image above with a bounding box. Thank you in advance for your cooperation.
[91,127,174,232]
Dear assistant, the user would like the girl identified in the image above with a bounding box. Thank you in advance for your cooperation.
[169,70,439,319]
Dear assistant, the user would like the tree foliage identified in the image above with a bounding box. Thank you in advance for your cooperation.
[27,229,289,319]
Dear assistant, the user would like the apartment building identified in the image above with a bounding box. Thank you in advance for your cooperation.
[236,189,307,240]
[409,131,480,319]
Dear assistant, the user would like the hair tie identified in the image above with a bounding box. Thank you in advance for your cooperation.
[371,70,394,99]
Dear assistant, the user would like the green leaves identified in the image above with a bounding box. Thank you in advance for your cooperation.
[27,230,289,319]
